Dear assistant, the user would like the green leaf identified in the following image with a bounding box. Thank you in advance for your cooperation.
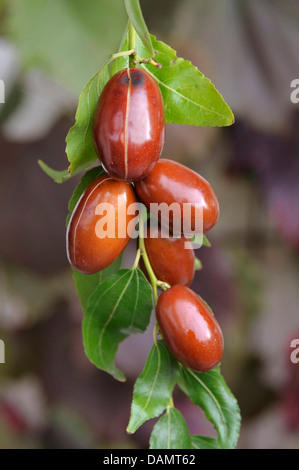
[38,161,71,184]
[98,256,123,283]
[65,62,111,176]
[190,234,212,248]
[66,166,105,227]
[115,31,233,128]
[39,62,111,182]
[73,270,101,312]
[138,35,234,127]
[202,235,211,247]
[149,408,191,450]
[178,367,241,449]
[191,435,219,450]
[194,258,202,271]
[72,255,123,311]
[124,0,154,57]
[83,268,153,382]
[5,0,127,95]
[127,340,179,434]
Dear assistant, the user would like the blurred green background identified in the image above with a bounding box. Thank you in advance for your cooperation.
[0,0,299,449]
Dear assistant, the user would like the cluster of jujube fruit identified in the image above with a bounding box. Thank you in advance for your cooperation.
[67,67,223,373]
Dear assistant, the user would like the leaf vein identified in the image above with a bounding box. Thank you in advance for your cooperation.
[86,271,129,345]
[187,370,228,441]
[129,270,139,329]
[142,341,161,412]
[142,66,229,121]
[98,270,134,362]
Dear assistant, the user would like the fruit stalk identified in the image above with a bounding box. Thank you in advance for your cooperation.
[138,209,159,304]
[128,21,137,67]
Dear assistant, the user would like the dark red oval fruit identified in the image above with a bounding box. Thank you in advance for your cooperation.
[156,285,223,372]
[67,175,137,274]
[135,159,219,236]
[144,226,195,286]
[93,68,165,182]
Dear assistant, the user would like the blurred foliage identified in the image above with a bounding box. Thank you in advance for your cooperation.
[231,355,277,420]
[233,248,262,324]
[3,0,127,95]
[173,0,299,132]
[0,82,23,124]
[48,406,95,449]
[227,117,299,247]
[0,262,71,330]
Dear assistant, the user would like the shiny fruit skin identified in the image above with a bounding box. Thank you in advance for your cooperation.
[156,285,223,372]
[144,226,195,286]
[135,159,219,235]
[67,175,137,274]
[93,68,165,182]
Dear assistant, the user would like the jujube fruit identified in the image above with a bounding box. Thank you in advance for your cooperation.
[93,68,165,182]
[156,285,223,372]
[135,159,219,236]
[144,226,195,286]
[67,175,137,274]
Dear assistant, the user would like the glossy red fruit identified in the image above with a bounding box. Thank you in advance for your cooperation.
[93,67,165,182]
[135,159,219,236]
[67,175,137,274]
[156,285,223,372]
[144,226,195,286]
